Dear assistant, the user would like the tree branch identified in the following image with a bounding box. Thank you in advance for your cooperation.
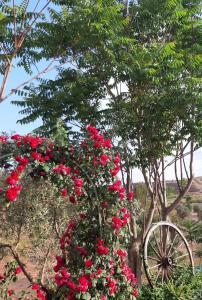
[166,141,194,215]
[0,243,33,284]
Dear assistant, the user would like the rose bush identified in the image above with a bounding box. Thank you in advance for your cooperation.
[0,126,138,299]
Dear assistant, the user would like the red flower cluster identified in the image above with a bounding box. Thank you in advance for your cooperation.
[60,220,76,250]
[12,134,44,149]
[32,283,46,300]
[96,240,110,255]
[0,135,8,144]
[86,125,112,149]
[6,185,23,202]
[53,164,71,175]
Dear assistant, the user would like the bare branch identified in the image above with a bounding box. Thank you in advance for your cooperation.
[166,142,194,215]
[12,0,17,47]
[0,243,33,283]
[1,59,54,102]
[0,0,52,101]
[39,247,50,285]
[174,146,182,192]
[33,0,42,14]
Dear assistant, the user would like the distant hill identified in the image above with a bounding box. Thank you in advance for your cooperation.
[133,177,202,199]
[167,176,202,196]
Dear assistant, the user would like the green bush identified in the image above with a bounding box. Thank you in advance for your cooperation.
[139,268,202,300]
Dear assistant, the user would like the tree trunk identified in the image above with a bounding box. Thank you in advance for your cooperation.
[128,240,142,286]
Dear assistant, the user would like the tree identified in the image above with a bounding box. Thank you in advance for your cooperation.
[0,0,70,103]
[13,0,202,282]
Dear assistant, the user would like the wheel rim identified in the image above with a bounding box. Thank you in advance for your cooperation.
[143,221,194,287]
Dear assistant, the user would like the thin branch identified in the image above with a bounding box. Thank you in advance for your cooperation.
[13,0,17,47]
[16,0,51,50]
[0,243,33,283]
[1,59,55,102]
[33,0,42,14]
[182,155,189,179]
[174,147,181,192]
[39,247,50,285]
[0,0,52,101]
[162,143,199,173]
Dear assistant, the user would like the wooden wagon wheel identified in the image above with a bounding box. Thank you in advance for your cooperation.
[143,221,194,287]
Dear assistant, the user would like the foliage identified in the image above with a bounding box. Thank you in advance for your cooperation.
[182,219,202,244]
[175,205,190,219]
[13,0,202,159]
[139,268,202,300]
[0,125,138,299]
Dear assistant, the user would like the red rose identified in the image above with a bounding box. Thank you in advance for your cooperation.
[85,260,93,268]
[15,266,22,274]
[8,289,14,296]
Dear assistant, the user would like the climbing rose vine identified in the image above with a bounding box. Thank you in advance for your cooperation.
[0,126,138,299]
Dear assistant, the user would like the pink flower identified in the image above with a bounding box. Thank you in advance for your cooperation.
[31,152,42,160]
[110,166,120,176]
[15,156,29,166]
[53,164,71,175]
[6,185,22,202]
[0,136,8,144]
[16,165,26,173]
[61,188,68,197]
[85,260,93,268]
[61,268,71,279]
[112,217,123,230]
[67,280,76,290]
[0,274,4,280]
[129,191,134,201]
[97,267,102,275]
[99,154,109,166]
[108,180,122,192]
[76,246,88,256]
[74,178,84,188]
[94,141,101,149]
[15,266,22,274]
[86,125,98,133]
[133,289,139,297]
[114,153,121,165]
[101,201,108,208]
[103,139,112,148]
[69,195,76,203]
[32,283,41,291]
[96,240,109,255]
[7,289,14,296]
[11,134,21,140]
[117,249,127,259]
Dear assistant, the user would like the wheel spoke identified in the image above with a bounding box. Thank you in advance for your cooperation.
[164,269,169,281]
[153,231,162,256]
[148,241,162,259]
[170,241,184,257]
[148,263,162,270]
[161,268,164,284]
[154,267,162,285]
[147,256,159,262]
[166,232,178,256]
[173,263,185,268]
[159,225,163,253]
[163,226,169,255]
[174,253,189,261]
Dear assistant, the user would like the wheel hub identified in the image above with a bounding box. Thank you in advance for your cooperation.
[160,256,172,268]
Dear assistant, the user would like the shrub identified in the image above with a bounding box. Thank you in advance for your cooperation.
[139,268,202,300]
[0,126,138,299]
